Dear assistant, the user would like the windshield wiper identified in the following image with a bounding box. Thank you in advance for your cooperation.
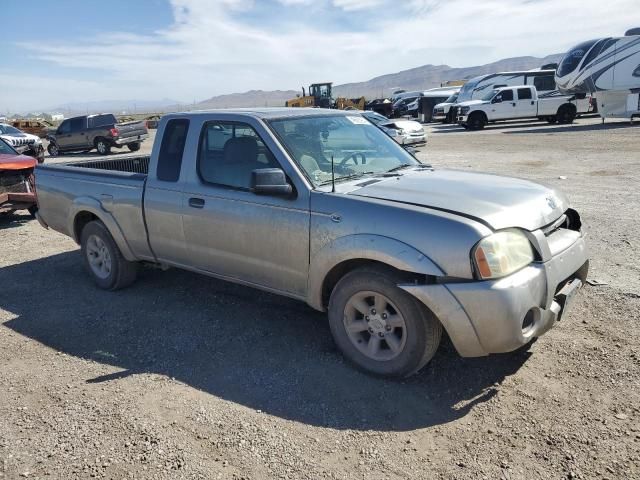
[319,171,376,186]
[386,163,413,173]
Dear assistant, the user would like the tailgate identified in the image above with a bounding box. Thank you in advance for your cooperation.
[116,120,148,139]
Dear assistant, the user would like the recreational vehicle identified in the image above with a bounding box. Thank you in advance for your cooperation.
[555,28,640,121]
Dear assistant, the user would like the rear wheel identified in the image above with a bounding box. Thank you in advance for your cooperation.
[557,105,576,124]
[328,267,442,377]
[127,142,141,152]
[47,143,60,157]
[95,139,111,155]
[467,112,486,130]
[80,220,137,290]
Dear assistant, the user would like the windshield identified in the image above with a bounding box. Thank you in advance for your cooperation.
[444,93,458,103]
[0,138,17,155]
[268,115,419,187]
[481,89,499,101]
[457,77,482,102]
[0,125,23,135]
[557,39,598,77]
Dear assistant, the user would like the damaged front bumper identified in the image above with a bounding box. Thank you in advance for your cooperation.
[401,229,589,357]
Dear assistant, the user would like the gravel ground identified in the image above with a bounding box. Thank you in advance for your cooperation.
[1,116,639,479]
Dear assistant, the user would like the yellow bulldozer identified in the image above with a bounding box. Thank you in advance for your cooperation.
[285,82,365,110]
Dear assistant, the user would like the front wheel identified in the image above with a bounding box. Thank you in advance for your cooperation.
[95,139,111,155]
[467,112,486,130]
[328,267,442,377]
[80,220,138,290]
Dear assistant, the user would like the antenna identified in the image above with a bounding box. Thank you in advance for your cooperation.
[331,155,336,193]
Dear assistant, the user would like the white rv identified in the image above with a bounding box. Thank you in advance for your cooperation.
[454,68,591,119]
[555,28,640,121]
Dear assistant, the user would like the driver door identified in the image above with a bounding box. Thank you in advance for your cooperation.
[180,120,311,297]
[491,89,518,119]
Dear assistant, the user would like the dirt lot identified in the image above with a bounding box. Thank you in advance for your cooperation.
[1,117,639,479]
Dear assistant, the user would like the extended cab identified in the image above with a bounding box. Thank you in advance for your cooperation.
[46,113,148,156]
[457,86,584,130]
[35,109,589,377]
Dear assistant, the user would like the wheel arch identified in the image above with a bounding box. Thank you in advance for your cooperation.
[308,234,445,311]
[68,197,137,261]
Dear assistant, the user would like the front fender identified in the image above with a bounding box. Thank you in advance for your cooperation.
[67,196,137,262]
[307,234,444,311]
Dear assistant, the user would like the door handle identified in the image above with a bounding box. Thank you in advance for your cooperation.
[512,102,516,107]
[531,101,535,105]
[188,197,205,208]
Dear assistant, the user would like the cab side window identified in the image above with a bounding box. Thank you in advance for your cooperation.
[501,90,514,102]
[69,117,85,132]
[198,122,279,190]
[58,120,71,134]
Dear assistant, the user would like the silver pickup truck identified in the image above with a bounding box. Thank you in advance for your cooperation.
[35,108,589,377]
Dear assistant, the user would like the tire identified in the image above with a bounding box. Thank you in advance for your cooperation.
[546,116,558,124]
[28,206,38,218]
[35,146,45,163]
[328,267,442,377]
[127,142,141,152]
[557,106,576,125]
[95,138,111,155]
[467,112,486,130]
[80,220,138,290]
[47,143,60,157]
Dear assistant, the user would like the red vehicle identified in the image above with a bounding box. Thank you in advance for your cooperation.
[0,138,37,217]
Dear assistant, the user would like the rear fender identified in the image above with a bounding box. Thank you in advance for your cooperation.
[307,234,444,311]
[68,196,137,261]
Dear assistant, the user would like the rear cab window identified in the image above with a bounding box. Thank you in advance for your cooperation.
[156,119,190,182]
[88,114,117,128]
[517,88,533,100]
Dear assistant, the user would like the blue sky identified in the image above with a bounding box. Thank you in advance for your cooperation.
[1,0,636,112]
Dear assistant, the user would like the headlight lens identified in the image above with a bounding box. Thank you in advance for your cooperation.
[460,106,470,114]
[473,229,534,280]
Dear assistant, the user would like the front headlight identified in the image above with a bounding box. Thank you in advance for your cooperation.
[460,106,470,115]
[472,229,534,280]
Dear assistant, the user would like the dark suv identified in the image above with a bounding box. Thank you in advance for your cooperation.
[47,114,148,156]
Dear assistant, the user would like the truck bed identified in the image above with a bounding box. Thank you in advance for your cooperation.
[35,155,153,260]
[64,155,150,174]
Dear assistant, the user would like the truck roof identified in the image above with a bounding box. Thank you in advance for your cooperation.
[165,107,358,121]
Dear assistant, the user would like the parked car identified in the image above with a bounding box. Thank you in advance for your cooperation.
[46,113,148,156]
[457,85,583,130]
[362,111,426,145]
[11,119,54,138]
[0,138,37,217]
[392,96,420,117]
[0,123,45,163]
[35,108,589,378]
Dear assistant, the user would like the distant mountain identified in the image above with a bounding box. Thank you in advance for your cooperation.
[333,54,563,99]
[49,98,180,116]
[180,90,300,110]
[182,54,563,110]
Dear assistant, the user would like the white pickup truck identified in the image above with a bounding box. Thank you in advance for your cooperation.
[456,85,585,130]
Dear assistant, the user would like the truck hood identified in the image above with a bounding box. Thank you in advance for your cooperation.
[349,168,568,231]
[457,100,487,107]
[0,153,37,170]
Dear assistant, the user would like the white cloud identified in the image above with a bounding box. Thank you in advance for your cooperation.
[5,0,638,112]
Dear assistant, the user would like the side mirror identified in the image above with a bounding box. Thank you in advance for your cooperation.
[251,168,293,196]
[492,96,503,104]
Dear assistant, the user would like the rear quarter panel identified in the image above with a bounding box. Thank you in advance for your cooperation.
[35,165,151,260]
